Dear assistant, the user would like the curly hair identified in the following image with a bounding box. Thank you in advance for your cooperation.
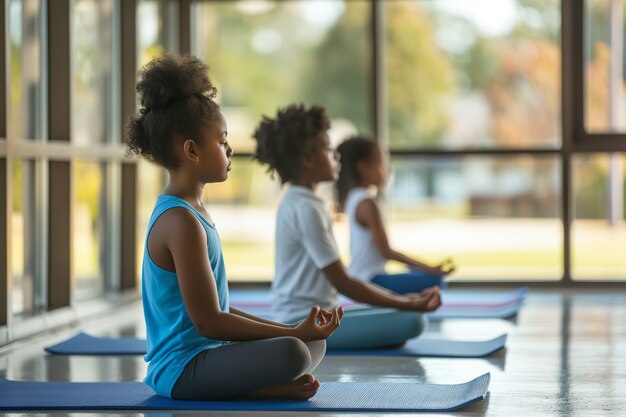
[335,135,378,212]
[125,54,221,168]
[252,104,331,184]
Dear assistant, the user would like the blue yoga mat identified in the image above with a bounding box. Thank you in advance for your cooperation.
[327,334,507,358]
[427,303,521,321]
[0,373,490,412]
[44,332,506,358]
[45,333,147,356]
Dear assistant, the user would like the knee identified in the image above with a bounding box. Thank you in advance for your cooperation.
[276,337,311,377]
[307,338,326,354]
[411,313,428,337]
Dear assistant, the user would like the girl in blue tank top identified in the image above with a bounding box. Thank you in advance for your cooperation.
[125,54,342,401]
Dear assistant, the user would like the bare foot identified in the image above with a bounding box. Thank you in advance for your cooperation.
[247,374,320,400]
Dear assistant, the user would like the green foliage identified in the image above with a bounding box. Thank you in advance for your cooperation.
[74,161,102,223]
[304,4,371,133]
[12,161,23,213]
[386,4,454,147]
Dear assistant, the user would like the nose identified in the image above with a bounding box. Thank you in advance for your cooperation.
[333,150,340,161]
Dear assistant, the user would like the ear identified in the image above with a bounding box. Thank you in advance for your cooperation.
[301,152,315,169]
[356,159,369,178]
[182,139,200,162]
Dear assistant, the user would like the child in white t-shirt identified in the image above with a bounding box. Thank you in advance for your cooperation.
[335,136,456,295]
[252,104,441,349]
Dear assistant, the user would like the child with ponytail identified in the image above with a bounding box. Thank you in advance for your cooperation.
[336,136,456,295]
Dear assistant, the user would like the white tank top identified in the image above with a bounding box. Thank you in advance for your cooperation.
[345,187,388,281]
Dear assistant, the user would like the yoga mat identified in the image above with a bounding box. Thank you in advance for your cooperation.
[427,303,521,321]
[327,334,507,358]
[0,373,490,412]
[441,287,527,308]
[229,287,527,309]
[231,301,521,321]
[45,333,147,356]
[45,332,506,358]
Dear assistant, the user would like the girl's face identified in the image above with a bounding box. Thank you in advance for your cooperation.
[196,111,233,183]
[358,148,388,188]
[306,132,339,183]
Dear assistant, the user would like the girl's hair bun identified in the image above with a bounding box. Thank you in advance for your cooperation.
[136,54,217,112]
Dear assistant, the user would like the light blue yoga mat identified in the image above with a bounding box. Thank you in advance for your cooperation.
[440,287,527,307]
[229,287,527,309]
[328,334,507,358]
[44,332,506,358]
[0,373,490,412]
[427,303,521,321]
[229,301,522,321]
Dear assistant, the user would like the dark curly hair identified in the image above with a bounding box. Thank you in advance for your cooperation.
[252,104,331,184]
[125,54,221,168]
[335,135,378,212]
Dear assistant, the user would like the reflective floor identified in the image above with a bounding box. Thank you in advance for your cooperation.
[2,289,626,416]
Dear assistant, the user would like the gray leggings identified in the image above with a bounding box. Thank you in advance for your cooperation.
[171,337,326,400]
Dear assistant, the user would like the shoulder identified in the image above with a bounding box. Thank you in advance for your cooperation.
[346,187,372,208]
[155,207,205,241]
[355,197,381,225]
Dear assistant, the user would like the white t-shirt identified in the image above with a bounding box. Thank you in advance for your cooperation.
[346,187,388,281]
[271,185,340,323]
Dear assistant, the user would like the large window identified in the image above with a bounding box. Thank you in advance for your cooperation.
[11,160,37,314]
[379,0,563,281]
[7,0,47,316]
[71,0,118,298]
[191,0,372,153]
[71,0,118,145]
[8,0,46,142]
[585,0,626,133]
[191,0,372,280]
[4,1,626,342]
[387,155,562,280]
[384,0,561,150]
[572,153,626,280]
[73,161,105,299]
[135,0,179,285]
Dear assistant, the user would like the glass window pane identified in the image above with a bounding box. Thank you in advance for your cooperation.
[572,153,626,280]
[585,0,626,133]
[11,160,37,315]
[191,0,372,153]
[71,0,117,144]
[385,0,561,149]
[137,160,165,283]
[135,0,179,284]
[201,158,282,281]
[137,0,179,68]
[8,0,45,141]
[386,155,562,280]
[73,160,105,299]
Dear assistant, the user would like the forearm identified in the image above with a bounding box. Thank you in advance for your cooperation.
[200,311,299,341]
[387,250,439,273]
[229,307,295,329]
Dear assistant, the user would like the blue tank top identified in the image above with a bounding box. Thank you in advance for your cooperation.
[141,194,229,397]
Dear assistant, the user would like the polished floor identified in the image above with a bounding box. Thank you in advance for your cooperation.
[1,289,626,416]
